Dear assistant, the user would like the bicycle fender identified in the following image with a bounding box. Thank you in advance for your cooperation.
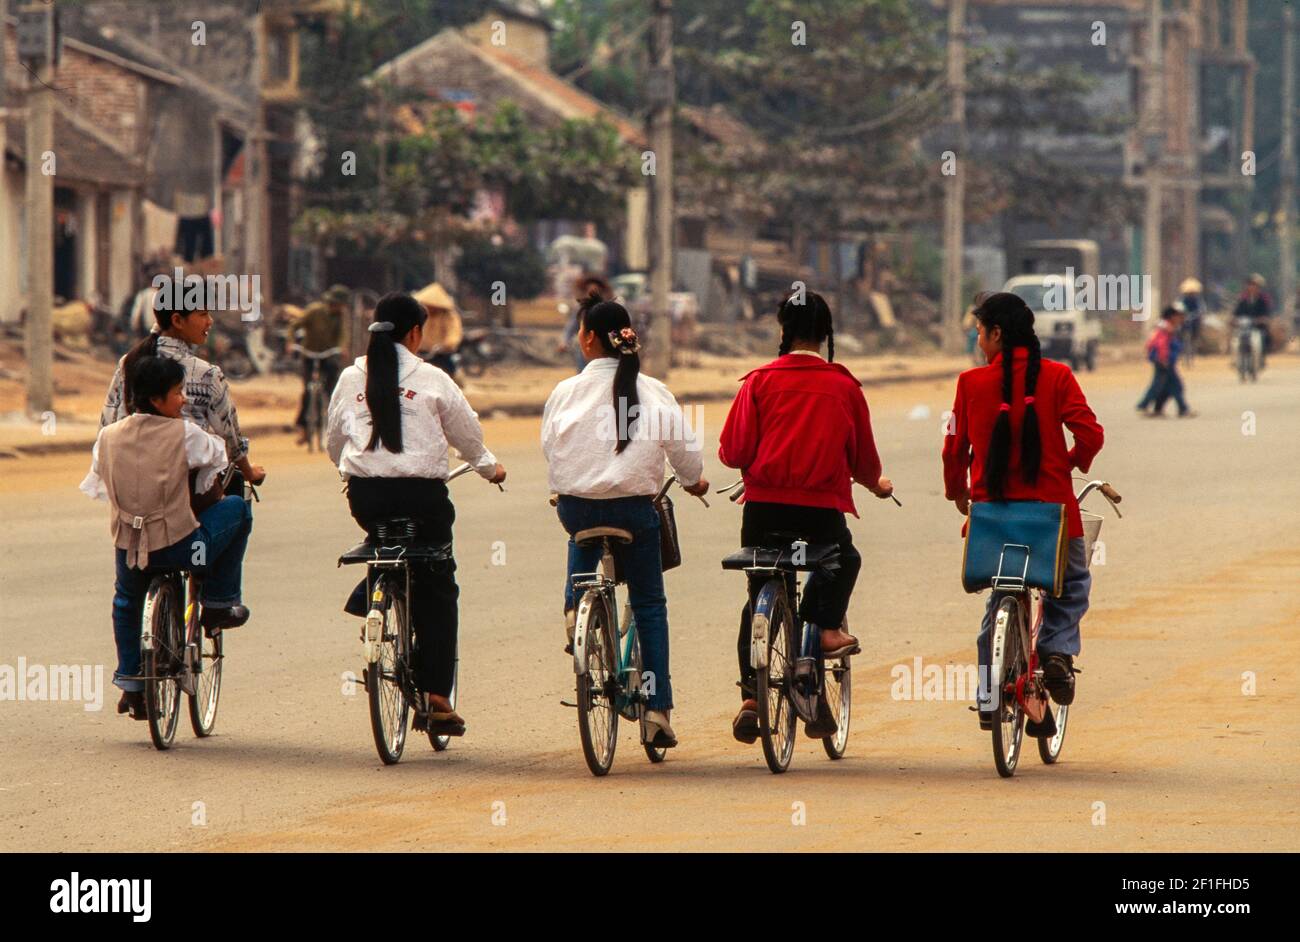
[140,581,163,652]
[989,605,1012,713]
[573,591,597,676]
[750,581,782,672]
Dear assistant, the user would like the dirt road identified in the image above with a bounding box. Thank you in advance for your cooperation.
[2,358,1296,851]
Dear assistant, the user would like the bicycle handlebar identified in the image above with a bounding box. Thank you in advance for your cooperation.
[447,461,505,492]
[289,345,343,360]
[715,478,900,506]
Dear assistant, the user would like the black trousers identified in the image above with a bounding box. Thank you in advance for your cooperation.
[736,501,862,700]
[346,477,458,697]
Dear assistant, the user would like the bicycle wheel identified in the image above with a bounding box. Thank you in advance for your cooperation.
[756,584,798,774]
[990,597,1026,778]
[188,618,223,738]
[367,580,410,765]
[821,657,852,760]
[142,577,184,750]
[628,628,666,764]
[306,382,323,452]
[576,593,619,776]
[427,656,457,752]
[1037,702,1070,764]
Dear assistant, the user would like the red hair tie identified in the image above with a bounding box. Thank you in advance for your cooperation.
[998,403,1011,412]
[1023,396,1035,405]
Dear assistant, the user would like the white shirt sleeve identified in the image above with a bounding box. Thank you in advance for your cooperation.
[657,386,703,487]
[325,370,353,466]
[185,420,229,494]
[540,388,558,463]
[78,432,108,501]
[435,375,498,478]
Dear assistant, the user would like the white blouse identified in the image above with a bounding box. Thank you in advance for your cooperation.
[80,419,229,502]
[326,344,498,481]
[542,357,703,498]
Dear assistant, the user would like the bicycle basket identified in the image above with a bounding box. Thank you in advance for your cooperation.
[1081,510,1103,570]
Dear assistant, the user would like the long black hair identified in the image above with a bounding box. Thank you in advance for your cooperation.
[579,291,641,454]
[127,355,186,416]
[365,292,427,453]
[973,291,1042,499]
[777,289,835,361]
[119,299,194,413]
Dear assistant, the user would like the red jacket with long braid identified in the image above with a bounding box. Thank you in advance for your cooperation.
[942,348,1104,538]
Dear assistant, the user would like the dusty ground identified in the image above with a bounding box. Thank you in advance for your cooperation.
[1,356,1296,851]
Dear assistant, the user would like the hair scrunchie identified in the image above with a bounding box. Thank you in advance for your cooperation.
[369,321,395,333]
[609,326,641,355]
[1023,396,1035,405]
[998,402,1011,412]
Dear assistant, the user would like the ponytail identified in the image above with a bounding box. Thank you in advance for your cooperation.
[365,293,427,453]
[972,292,1043,499]
[578,292,641,454]
[776,290,835,362]
[120,332,162,414]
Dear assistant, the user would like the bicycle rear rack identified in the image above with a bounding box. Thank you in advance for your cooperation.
[991,543,1031,592]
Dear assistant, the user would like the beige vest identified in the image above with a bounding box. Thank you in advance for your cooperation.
[99,414,199,569]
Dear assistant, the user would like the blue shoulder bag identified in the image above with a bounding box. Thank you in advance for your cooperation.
[961,500,1068,597]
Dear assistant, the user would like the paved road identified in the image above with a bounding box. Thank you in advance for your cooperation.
[2,358,1297,851]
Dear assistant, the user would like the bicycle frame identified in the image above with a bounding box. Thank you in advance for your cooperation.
[571,552,645,718]
[135,570,205,692]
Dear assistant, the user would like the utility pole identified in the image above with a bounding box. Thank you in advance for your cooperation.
[1281,4,1296,335]
[646,0,674,377]
[1140,0,1164,319]
[941,0,967,353]
[0,0,10,325]
[245,5,270,310]
[19,1,57,415]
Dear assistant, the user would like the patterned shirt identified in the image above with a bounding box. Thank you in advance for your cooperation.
[100,335,250,462]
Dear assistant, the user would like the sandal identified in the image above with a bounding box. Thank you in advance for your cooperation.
[732,699,759,744]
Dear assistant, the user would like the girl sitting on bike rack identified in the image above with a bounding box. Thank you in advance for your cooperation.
[542,292,709,749]
[941,292,1105,724]
[718,290,894,742]
[80,356,254,719]
[327,293,506,738]
[102,300,268,490]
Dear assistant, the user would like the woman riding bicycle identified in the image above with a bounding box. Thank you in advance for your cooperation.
[542,292,708,749]
[102,298,267,488]
[81,355,254,720]
[941,292,1104,723]
[326,293,506,737]
[718,290,894,742]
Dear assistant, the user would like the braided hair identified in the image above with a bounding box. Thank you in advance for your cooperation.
[777,290,835,362]
[973,292,1043,500]
[578,291,641,454]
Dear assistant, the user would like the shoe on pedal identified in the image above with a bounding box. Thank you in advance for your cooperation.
[970,704,994,730]
[1041,653,1077,706]
[201,604,250,632]
[117,690,147,721]
[732,698,759,744]
[642,709,677,748]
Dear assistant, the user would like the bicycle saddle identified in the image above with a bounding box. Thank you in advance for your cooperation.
[720,542,841,573]
[574,526,634,548]
[338,517,453,566]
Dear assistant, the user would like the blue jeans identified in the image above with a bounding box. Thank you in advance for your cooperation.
[556,495,672,711]
[111,496,252,692]
[976,536,1090,711]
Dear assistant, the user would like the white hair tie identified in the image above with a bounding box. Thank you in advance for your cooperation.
[369,321,394,333]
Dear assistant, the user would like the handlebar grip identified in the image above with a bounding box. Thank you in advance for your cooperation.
[1099,483,1122,504]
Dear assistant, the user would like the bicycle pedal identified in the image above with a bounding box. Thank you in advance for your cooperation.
[559,699,578,709]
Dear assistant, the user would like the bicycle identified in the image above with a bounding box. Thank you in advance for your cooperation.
[718,481,899,773]
[134,469,258,750]
[338,462,501,765]
[289,341,342,451]
[566,476,692,776]
[984,479,1122,778]
[1231,317,1263,383]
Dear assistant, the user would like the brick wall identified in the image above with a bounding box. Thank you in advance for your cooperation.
[54,47,147,156]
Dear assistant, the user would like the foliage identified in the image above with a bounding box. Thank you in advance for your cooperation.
[454,238,549,301]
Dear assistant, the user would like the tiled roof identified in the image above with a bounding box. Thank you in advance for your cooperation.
[4,111,144,188]
[374,30,644,148]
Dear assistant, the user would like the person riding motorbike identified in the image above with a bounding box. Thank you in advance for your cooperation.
[1232,274,1274,369]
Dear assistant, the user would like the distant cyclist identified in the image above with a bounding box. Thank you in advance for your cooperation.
[1232,274,1274,369]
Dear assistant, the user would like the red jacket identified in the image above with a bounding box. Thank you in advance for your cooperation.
[718,354,882,515]
[942,349,1104,538]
